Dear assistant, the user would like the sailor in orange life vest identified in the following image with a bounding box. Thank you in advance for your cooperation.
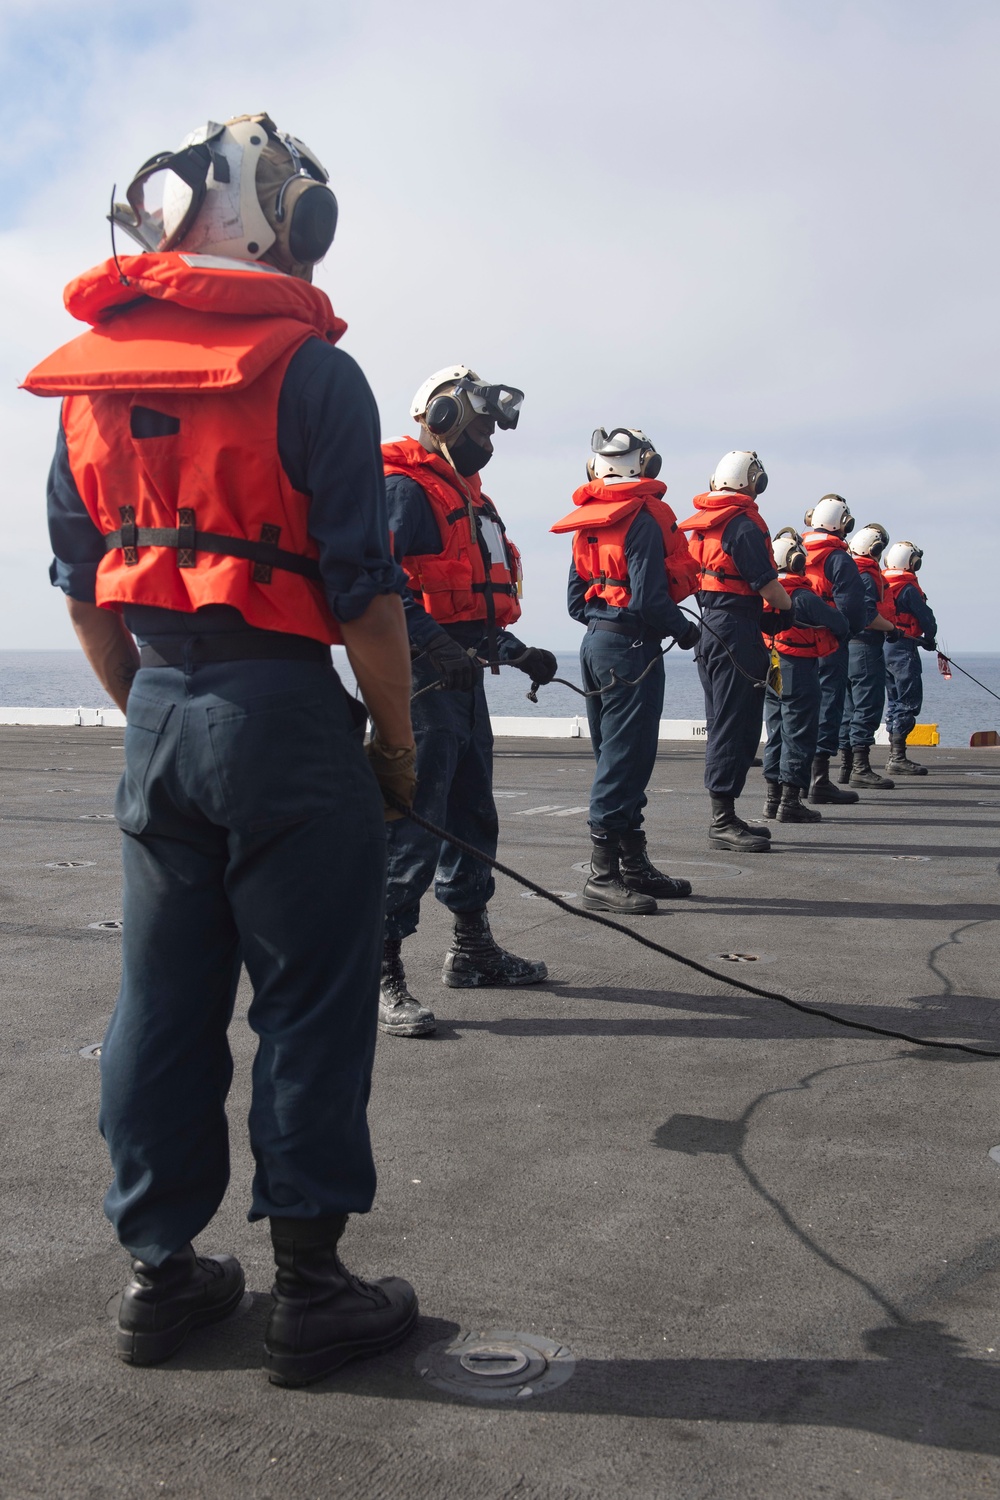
[882,541,938,776]
[837,524,898,790]
[379,367,553,1039]
[679,451,792,853]
[23,115,417,1385]
[761,531,850,823]
[799,496,868,805]
[551,428,701,913]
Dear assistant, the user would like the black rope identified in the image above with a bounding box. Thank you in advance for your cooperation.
[939,652,1000,707]
[385,795,1000,1060]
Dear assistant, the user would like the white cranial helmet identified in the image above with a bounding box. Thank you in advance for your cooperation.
[850,523,889,560]
[111,114,337,271]
[710,450,767,496]
[884,540,923,572]
[588,427,662,483]
[409,365,524,438]
[808,494,854,534]
[772,529,806,574]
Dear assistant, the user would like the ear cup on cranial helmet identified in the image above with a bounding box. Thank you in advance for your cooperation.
[639,447,662,479]
[425,393,463,436]
[287,183,338,264]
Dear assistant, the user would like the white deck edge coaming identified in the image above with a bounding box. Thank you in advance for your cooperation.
[0,707,894,742]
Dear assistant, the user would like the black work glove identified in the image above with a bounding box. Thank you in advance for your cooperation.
[918,635,937,652]
[513,647,558,684]
[365,739,416,821]
[675,620,701,651]
[885,628,901,643]
[424,634,481,691]
[761,608,794,635]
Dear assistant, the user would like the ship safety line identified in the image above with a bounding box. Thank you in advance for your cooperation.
[386,796,1000,1060]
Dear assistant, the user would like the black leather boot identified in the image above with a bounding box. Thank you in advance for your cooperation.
[838,747,854,784]
[709,795,770,852]
[442,909,548,987]
[618,828,692,898]
[379,939,436,1037]
[849,745,895,790]
[264,1215,418,1388]
[763,781,781,819]
[885,734,928,776]
[582,829,657,912]
[116,1243,245,1366]
[809,753,859,804]
[776,783,822,823]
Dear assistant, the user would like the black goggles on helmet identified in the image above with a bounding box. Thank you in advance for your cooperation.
[591,426,643,455]
[453,378,524,430]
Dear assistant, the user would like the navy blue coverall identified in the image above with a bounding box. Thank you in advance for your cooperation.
[567,508,692,830]
[764,589,850,791]
[697,516,778,798]
[885,587,938,738]
[839,568,891,750]
[48,339,403,1265]
[383,473,529,942]
[813,549,867,757]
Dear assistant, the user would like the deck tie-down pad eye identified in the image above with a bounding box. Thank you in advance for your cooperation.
[418,1329,575,1401]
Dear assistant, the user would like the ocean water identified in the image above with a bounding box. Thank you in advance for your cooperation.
[2,648,999,748]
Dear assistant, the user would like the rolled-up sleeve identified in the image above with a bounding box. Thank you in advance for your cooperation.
[278,338,406,623]
[47,414,104,602]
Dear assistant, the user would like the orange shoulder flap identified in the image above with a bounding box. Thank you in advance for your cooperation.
[551,479,655,535]
[23,252,345,396]
[22,301,317,395]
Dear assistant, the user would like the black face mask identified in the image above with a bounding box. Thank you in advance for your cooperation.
[450,430,493,476]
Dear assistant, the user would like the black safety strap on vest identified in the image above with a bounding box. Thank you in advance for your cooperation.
[699,564,745,585]
[104,507,321,583]
[582,571,630,591]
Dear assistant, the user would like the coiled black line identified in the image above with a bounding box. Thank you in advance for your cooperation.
[386,796,1000,1060]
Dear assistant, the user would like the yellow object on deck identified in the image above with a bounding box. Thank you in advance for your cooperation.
[907,723,940,747]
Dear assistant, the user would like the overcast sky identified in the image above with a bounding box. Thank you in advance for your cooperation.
[2,0,997,653]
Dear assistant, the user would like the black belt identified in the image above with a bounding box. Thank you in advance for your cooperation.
[590,620,651,643]
[139,632,331,668]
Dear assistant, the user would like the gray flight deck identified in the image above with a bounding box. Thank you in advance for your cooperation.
[3,726,1000,1499]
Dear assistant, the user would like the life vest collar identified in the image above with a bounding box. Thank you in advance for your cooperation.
[22,254,346,399]
[802,528,848,557]
[62,253,344,339]
[381,434,483,506]
[550,477,667,535]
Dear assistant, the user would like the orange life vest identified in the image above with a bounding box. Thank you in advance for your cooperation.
[381,436,522,633]
[801,529,849,607]
[22,252,347,644]
[853,553,895,630]
[882,569,926,639]
[678,491,775,596]
[549,478,698,609]
[766,575,841,659]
